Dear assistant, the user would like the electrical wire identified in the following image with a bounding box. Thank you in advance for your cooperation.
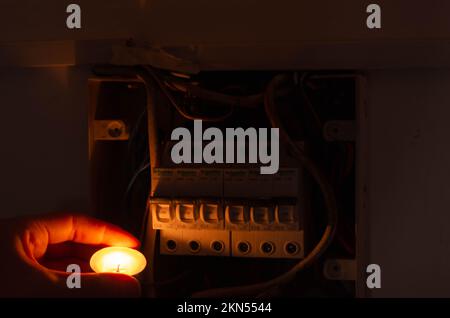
[191,74,338,298]
[128,109,147,152]
[299,72,323,134]
[143,66,234,122]
[123,161,150,207]
[165,80,263,109]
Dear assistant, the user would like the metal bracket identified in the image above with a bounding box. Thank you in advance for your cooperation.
[93,120,129,141]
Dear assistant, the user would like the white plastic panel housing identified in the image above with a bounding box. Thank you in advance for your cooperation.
[232,231,304,259]
[160,229,230,257]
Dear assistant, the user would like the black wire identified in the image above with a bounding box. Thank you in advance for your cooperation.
[128,109,147,152]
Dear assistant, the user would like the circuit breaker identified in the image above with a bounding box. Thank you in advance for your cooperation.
[150,167,305,259]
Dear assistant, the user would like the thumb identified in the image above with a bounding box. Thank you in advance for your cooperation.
[59,272,141,298]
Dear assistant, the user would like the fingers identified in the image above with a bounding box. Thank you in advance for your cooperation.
[20,213,140,259]
[45,242,101,261]
[38,213,140,247]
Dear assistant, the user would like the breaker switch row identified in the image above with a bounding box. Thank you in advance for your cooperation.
[150,198,299,231]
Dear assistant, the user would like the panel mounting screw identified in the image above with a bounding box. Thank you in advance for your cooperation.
[107,121,125,138]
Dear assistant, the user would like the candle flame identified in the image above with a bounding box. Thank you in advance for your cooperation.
[90,247,147,276]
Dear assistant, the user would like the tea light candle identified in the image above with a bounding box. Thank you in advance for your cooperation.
[90,247,147,276]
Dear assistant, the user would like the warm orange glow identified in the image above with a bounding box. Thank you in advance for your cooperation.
[90,247,147,276]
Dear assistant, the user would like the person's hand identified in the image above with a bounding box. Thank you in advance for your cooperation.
[0,213,142,297]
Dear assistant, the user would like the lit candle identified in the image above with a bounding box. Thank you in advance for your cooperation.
[90,247,147,276]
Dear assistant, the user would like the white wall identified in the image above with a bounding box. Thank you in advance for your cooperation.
[366,69,450,297]
[3,1,450,69]
[0,66,90,218]
[3,0,450,44]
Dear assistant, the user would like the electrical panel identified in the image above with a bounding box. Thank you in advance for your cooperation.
[88,71,358,298]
